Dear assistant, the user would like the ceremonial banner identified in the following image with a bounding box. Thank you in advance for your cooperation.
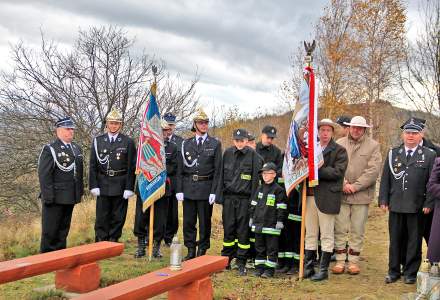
[136,82,166,210]
[282,66,323,196]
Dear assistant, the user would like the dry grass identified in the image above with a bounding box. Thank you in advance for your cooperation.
[0,199,420,300]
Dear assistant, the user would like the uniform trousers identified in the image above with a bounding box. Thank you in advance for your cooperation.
[133,194,170,242]
[279,191,302,262]
[95,195,128,242]
[255,233,279,268]
[388,211,423,279]
[305,196,335,252]
[221,194,250,263]
[183,198,213,250]
[165,196,179,243]
[334,203,369,263]
[41,203,74,253]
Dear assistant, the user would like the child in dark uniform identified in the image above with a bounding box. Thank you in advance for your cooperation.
[249,162,287,278]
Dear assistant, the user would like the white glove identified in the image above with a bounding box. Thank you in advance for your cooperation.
[276,221,284,230]
[90,188,100,197]
[249,218,253,228]
[176,193,184,201]
[208,194,216,205]
[123,190,134,199]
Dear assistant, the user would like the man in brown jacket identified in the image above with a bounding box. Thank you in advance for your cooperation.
[332,116,382,275]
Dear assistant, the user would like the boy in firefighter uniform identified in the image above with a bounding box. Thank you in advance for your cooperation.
[249,162,287,278]
[218,128,262,275]
[133,120,181,258]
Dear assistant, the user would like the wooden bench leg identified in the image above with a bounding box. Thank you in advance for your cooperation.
[168,276,213,300]
[55,262,101,293]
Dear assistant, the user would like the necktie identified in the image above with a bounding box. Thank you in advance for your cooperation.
[197,137,203,151]
[111,137,115,143]
[406,149,413,162]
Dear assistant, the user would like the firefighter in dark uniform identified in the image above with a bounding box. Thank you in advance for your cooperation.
[89,108,137,242]
[177,108,222,260]
[38,116,84,253]
[163,112,184,246]
[379,118,436,284]
[218,128,262,275]
[133,119,182,258]
[256,125,283,176]
[249,162,287,278]
[277,187,302,275]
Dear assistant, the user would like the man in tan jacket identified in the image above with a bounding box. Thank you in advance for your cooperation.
[332,116,382,275]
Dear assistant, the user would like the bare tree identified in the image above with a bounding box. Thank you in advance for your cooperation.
[0,25,199,215]
[397,0,440,117]
[278,45,305,111]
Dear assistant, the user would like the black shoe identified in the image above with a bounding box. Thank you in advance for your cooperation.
[286,264,299,275]
[310,251,332,281]
[303,250,316,278]
[152,240,162,258]
[277,265,290,274]
[238,265,247,276]
[133,236,146,259]
[403,276,416,284]
[330,253,337,262]
[385,275,400,284]
[254,266,265,277]
[184,247,196,261]
[197,248,207,257]
[261,268,275,278]
[276,258,285,272]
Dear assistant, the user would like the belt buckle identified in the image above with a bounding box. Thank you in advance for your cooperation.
[108,170,115,177]
[192,174,199,181]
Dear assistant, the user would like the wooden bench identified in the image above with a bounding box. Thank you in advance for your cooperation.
[76,255,228,300]
[0,241,124,293]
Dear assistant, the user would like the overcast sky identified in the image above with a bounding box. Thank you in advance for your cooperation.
[0,0,422,115]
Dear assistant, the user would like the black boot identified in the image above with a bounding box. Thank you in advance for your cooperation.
[133,236,146,258]
[277,258,290,274]
[197,248,207,257]
[286,259,298,275]
[184,247,196,261]
[152,240,162,258]
[310,251,332,281]
[304,250,316,278]
[237,259,247,276]
[254,264,265,277]
[261,267,275,278]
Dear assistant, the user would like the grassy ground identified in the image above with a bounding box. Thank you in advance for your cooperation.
[0,198,419,300]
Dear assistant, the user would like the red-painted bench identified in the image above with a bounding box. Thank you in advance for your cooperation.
[0,241,124,293]
[76,255,228,300]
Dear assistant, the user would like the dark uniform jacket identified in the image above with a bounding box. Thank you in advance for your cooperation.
[379,145,436,213]
[217,146,262,202]
[170,134,184,149]
[313,139,348,214]
[256,142,283,175]
[164,139,182,196]
[179,135,222,200]
[89,133,136,196]
[249,181,287,235]
[38,139,84,205]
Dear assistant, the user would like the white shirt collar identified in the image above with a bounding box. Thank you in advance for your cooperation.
[195,133,208,144]
[108,132,119,140]
[404,145,418,155]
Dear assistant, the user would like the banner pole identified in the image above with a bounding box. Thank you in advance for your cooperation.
[148,203,154,261]
[298,180,307,280]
